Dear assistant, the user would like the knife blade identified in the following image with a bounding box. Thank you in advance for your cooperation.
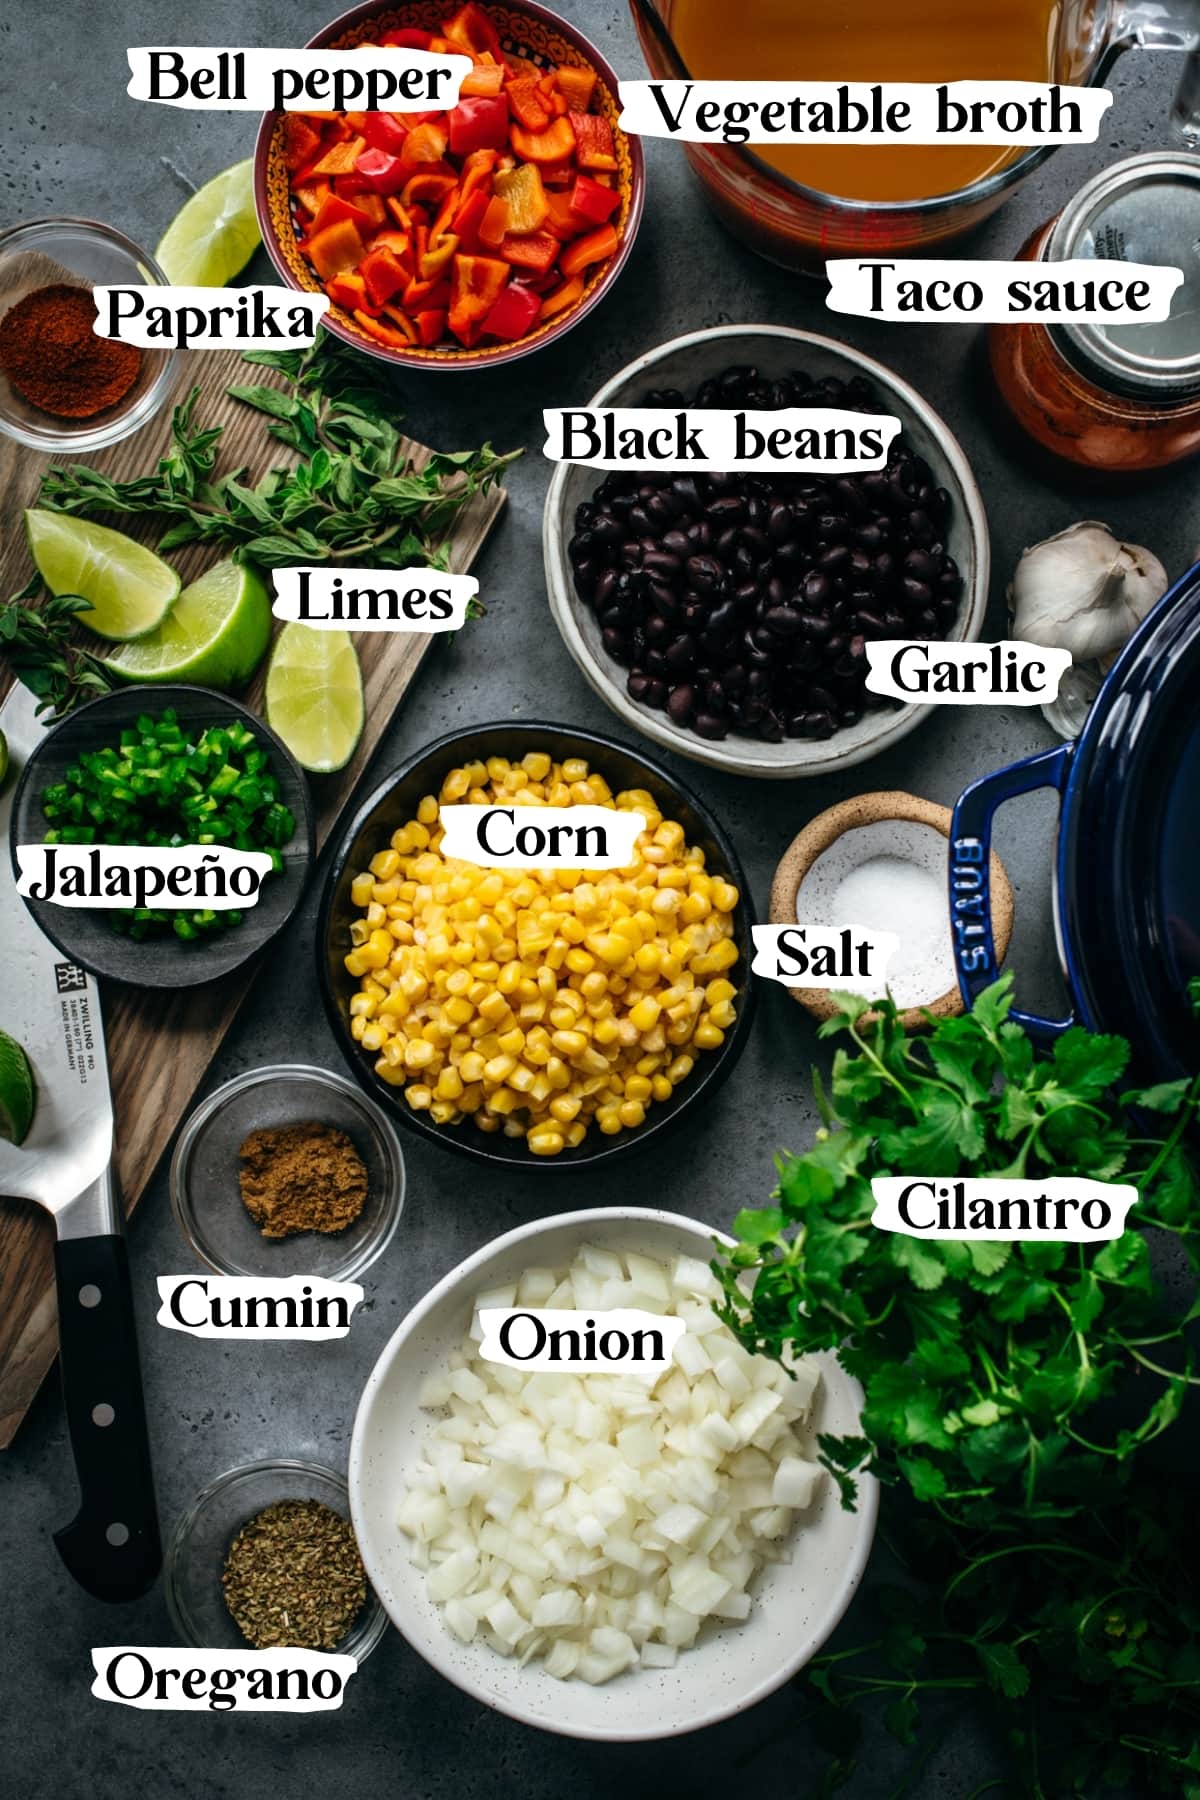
[0,684,112,1214]
[0,680,160,1600]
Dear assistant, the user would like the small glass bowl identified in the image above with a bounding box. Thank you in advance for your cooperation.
[170,1063,405,1281]
[0,217,176,451]
[165,1457,389,1662]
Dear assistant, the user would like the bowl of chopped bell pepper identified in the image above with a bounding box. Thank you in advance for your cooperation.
[254,0,644,367]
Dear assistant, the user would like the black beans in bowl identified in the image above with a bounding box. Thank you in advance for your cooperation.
[566,366,964,745]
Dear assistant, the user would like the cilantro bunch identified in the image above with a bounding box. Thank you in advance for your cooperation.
[719,975,1200,1526]
[804,1489,1200,1798]
[716,975,1200,1796]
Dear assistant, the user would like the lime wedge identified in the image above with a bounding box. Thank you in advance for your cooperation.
[265,623,364,774]
[104,559,272,689]
[155,159,261,287]
[25,509,180,642]
[0,1029,36,1146]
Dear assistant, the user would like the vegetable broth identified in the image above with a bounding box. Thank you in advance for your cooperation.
[670,0,1061,202]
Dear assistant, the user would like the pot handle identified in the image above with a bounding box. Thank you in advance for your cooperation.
[949,743,1075,1044]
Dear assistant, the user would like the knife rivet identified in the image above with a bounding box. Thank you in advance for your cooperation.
[79,1285,102,1309]
[92,1403,114,1428]
[105,1522,130,1547]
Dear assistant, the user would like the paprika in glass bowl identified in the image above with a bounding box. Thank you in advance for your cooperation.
[0,219,176,453]
[254,0,644,369]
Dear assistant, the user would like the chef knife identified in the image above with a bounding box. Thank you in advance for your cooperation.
[0,681,159,1600]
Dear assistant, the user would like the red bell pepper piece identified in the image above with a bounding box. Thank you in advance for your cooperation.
[308,218,366,281]
[333,172,373,199]
[356,192,388,227]
[293,177,332,219]
[393,110,446,131]
[382,304,421,336]
[555,66,598,113]
[509,117,576,164]
[399,121,450,169]
[404,273,453,311]
[360,245,409,307]
[403,274,437,310]
[354,308,417,349]
[569,173,620,228]
[458,147,498,204]
[543,190,579,238]
[362,112,409,156]
[355,147,409,195]
[448,253,510,346]
[430,185,462,246]
[493,163,548,233]
[383,26,433,49]
[312,135,368,176]
[500,230,559,275]
[559,221,618,278]
[401,170,459,207]
[451,185,490,254]
[416,308,448,347]
[326,269,370,313]
[507,76,551,134]
[540,274,584,320]
[482,281,542,341]
[460,63,505,98]
[568,111,618,172]
[448,95,509,157]
[538,161,577,190]
[442,3,502,58]
[309,191,375,238]
[478,193,510,250]
[420,231,459,281]
[283,115,324,173]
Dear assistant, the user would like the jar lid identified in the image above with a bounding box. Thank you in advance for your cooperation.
[1047,152,1200,400]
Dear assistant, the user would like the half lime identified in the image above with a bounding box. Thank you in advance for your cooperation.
[155,160,261,287]
[265,623,364,774]
[25,509,180,641]
[104,559,272,689]
[0,1029,36,1146]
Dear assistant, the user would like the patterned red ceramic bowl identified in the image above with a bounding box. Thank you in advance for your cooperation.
[254,0,644,370]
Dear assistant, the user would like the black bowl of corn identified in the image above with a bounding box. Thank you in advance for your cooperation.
[318,721,757,1169]
[10,684,315,989]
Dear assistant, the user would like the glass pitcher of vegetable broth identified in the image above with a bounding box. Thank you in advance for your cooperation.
[630,0,1200,270]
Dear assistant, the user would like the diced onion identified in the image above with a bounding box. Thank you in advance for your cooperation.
[397,1247,824,1683]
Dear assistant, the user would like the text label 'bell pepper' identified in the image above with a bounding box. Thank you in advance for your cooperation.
[282,2,630,353]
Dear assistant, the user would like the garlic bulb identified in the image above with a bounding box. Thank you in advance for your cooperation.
[1008,522,1167,661]
[1041,661,1103,741]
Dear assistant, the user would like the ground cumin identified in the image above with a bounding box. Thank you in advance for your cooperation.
[237,1120,368,1239]
[0,282,142,419]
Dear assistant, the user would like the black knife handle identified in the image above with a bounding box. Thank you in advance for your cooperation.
[53,1233,161,1601]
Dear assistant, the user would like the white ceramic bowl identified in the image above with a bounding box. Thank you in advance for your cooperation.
[349,1206,877,1741]
[543,325,990,779]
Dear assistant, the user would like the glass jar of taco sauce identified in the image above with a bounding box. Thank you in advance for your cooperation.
[989,153,1200,472]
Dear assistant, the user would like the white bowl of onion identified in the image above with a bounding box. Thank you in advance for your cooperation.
[349,1207,877,1740]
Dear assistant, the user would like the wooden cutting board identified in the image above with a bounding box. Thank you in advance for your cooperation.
[0,341,506,1446]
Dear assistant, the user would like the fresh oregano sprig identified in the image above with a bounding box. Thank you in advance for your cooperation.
[0,574,115,720]
[716,973,1200,1527]
[38,331,520,572]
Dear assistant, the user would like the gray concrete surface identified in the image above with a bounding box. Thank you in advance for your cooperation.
[2,5,1197,1796]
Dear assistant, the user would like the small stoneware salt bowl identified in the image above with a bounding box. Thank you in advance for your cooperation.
[769,792,1014,1030]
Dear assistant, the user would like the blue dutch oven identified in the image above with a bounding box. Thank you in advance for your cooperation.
[950,560,1200,1083]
